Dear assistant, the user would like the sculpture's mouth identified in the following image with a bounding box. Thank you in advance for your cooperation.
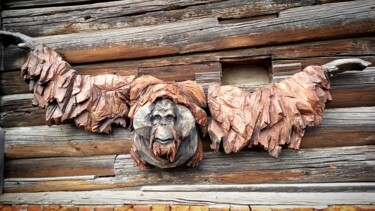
[151,139,181,162]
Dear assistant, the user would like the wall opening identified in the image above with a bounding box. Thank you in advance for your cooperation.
[221,57,271,86]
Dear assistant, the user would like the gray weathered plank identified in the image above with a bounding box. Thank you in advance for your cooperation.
[0,191,374,207]
[4,124,133,158]
[2,0,314,36]
[2,107,375,159]
[3,146,375,192]
[0,128,4,194]
[141,183,375,192]
[2,0,114,9]
[4,155,116,178]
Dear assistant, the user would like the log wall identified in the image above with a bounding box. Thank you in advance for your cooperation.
[0,0,374,209]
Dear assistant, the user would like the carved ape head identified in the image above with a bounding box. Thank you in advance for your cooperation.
[132,98,200,168]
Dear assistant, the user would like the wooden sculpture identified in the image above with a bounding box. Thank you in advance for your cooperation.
[208,59,371,157]
[1,30,371,169]
[20,44,206,168]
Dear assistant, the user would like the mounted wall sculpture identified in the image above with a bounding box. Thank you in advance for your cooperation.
[1,31,370,169]
[21,45,206,169]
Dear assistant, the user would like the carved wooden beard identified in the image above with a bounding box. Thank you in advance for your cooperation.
[131,98,199,168]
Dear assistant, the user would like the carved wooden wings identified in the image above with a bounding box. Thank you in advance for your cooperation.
[208,66,331,157]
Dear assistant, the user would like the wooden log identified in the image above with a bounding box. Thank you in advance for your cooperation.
[4,125,133,159]
[4,155,116,178]
[1,191,374,207]
[1,0,374,66]
[3,146,375,192]
[0,128,4,194]
[138,62,221,82]
[2,0,112,9]
[272,57,375,76]
[3,104,375,158]
[141,183,375,193]
[3,34,374,73]
[2,70,375,127]
[2,0,315,36]
[3,106,375,159]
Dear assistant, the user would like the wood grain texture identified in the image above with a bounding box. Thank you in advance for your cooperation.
[0,128,4,194]
[2,0,111,9]
[3,146,375,192]
[0,191,374,207]
[4,155,116,178]
[1,0,374,67]
[4,124,133,159]
[3,106,375,159]
[2,0,314,36]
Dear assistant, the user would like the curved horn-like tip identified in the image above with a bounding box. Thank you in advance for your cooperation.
[323,58,371,75]
[0,30,35,50]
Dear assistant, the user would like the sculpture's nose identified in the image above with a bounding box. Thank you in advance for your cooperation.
[155,126,174,144]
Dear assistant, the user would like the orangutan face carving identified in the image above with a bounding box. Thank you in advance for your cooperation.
[131,98,201,168]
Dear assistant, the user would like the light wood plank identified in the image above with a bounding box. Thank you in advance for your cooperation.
[0,191,374,207]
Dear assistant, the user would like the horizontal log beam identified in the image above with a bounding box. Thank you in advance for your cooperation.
[1,0,374,69]
[2,0,110,9]
[4,155,116,178]
[4,124,133,159]
[3,106,375,159]
[141,183,375,192]
[2,67,374,127]
[2,0,314,36]
[0,191,374,207]
[3,146,375,192]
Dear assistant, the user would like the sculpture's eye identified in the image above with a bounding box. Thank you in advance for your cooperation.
[153,114,162,122]
[166,115,175,121]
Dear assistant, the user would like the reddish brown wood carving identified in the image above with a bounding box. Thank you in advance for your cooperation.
[20,44,206,168]
[208,59,370,157]
[21,45,134,133]
[129,76,206,168]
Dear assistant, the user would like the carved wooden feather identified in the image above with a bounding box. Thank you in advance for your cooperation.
[21,45,134,133]
[208,65,332,157]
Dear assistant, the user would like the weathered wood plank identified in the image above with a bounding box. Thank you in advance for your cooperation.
[3,106,375,158]
[272,57,375,76]
[3,35,374,73]
[4,155,116,178]
[2,103,375,158]
[2,0,374,66]
[0,128,4,194]
[5,125,133,159]
[2,0,314,36]
[3,146,375,192]
[141,183,375,192]
[138,62,221,82]
[2,0,114,9]
[2,71,374,127]
[0,191,374,206]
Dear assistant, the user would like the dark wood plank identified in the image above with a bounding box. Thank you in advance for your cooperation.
[3,107,375,159]
[1,1,374,66]
[4,155,116,178]
[0,128,4,194]
[2,0,314,36]
[3,146,375,192]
